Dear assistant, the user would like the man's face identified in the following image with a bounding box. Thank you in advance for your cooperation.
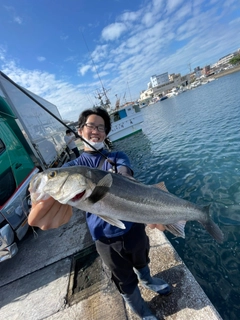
[78,114,106,150]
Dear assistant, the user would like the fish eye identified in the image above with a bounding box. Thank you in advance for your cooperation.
[48,171,57,179]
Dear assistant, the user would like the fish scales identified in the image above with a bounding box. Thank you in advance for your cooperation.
[29,166,224,243]
[71,167,208,224]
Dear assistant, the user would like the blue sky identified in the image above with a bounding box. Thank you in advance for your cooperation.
[1,0,240,121]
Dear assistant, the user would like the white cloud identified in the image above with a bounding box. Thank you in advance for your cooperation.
[166,0,185,14]
[119,10,142,23]
[60,34,69,40]
[0,55,93,120]
[0,46,7,62]
[152,0,164,12]
[142,12,155,28]
[93,70,109,79]
[37,56,46,62]
[4,6,23,24]
[174,4,192,21]
[103,62,115,70]
[14,16,23,24]
[101,22,127,41]
[91,45,109,63]
[79,64,92,76]
[64,55,78,62]
[229,17,240,25]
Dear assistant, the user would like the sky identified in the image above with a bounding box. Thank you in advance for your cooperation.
[1,0,240,121]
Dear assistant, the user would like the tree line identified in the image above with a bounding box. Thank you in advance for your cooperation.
[229,54,240,65]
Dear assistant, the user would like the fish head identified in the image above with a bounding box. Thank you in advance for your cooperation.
[29,168,95,204]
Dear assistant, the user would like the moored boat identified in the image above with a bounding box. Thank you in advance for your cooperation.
[108,102,144,142]
[159,95,168,101]
[94,88,144,143]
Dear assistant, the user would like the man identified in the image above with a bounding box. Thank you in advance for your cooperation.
[29,107,171,320]
[64,129,80,158]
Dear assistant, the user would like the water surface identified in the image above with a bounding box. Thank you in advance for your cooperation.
[114,71,240,320]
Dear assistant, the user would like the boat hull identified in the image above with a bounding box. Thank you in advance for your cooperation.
[109,112,143,142]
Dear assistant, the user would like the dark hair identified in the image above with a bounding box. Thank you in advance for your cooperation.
[78,107,111,135]
[66,129,71,134]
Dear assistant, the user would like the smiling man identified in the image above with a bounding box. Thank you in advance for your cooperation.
[29,107,170,320]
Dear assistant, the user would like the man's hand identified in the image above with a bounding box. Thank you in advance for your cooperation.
[148,224,166,231]
[28,197,72,230]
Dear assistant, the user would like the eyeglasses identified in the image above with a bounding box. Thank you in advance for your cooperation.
[84,123,106,132]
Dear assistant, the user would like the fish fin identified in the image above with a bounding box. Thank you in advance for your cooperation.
[153,182,187,238]
[164,221,186,238]
[98,215,126,229]
[88,174,113,204]
[97,173,113,188]
[154,181,169,192]
[199,206,224,243]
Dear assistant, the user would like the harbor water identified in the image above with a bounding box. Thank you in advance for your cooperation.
[114,71,240,320]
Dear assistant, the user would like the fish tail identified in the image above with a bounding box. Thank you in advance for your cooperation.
[199,205,224,243]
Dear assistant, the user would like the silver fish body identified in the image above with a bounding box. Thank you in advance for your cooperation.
[29,166,224,243]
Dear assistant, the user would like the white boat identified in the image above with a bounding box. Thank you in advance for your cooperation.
[94,87,144,142]
[148,97,160,105]
[108,102,144,142]
[166,87,181,97]
[190,81,202,88]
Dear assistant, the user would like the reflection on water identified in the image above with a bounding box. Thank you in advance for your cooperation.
[113,71,240,320]
[113,131,154,182]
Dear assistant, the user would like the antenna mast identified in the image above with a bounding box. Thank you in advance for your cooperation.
[127,81,132,102]
[81,31,111,108]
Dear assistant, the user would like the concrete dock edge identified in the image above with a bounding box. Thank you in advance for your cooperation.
[0,214,223,320]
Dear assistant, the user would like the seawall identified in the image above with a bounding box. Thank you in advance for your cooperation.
[213,65,240,79]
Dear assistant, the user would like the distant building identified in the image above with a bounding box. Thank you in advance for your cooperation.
[138,47,240,105]
[147,82,152,89]
[212,53,235,68]
[194,66,201,72]
[194,67,202,78]
[168,73,181,82]
[139,88,154,105]
[138,73,191,104]
[195,70,202,78]
[150,72,169,87]
[180,74,190,86]
[202,65,210,75]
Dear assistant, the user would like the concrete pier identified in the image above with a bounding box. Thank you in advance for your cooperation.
[0,209,222,320]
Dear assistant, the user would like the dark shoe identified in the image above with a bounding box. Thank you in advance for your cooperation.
[121,286,158,320]
[134,265,172,296]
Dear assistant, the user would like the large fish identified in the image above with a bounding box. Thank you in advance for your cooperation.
[29,166,224,243]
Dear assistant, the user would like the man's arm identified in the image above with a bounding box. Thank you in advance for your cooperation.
[117,165,134,178]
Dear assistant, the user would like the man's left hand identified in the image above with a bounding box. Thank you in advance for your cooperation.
[148,224,165,231]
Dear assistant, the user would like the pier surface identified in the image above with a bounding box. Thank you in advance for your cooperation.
[0,209,222,320]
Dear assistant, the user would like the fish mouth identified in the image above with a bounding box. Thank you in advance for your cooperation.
[71,190,86,202]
